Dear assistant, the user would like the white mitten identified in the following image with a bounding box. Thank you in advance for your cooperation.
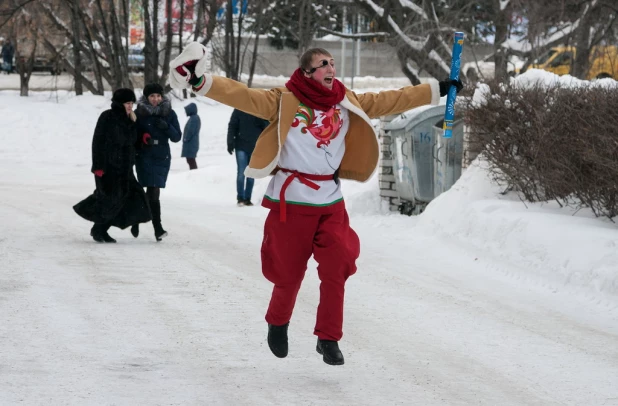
[169,42,209,89]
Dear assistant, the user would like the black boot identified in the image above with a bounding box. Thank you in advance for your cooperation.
[102,232,117,243]
[316,339,344,366]
[150,200,167,241]
[91,223,116,243]
[130,224,139,238]
[267,322,289,358]
[90,224,105,243]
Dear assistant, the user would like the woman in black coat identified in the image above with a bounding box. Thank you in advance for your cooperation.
[73,88,152,243]
[133,83,182,241]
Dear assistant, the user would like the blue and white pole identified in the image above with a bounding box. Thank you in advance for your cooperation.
[443,32,464,138]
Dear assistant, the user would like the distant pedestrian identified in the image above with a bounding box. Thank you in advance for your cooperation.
[1,39,15,74]
[181,102,201,170]
[73,88,152,243]
[133,83,182,241]
[226,108,269,206]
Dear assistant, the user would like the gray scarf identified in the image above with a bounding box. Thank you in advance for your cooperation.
[136,96,172,118]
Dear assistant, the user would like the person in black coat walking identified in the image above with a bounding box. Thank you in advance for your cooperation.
[227,109,269,206]
[73,88,152,243]
[133,83,182,241]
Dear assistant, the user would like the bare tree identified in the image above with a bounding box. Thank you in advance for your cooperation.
[0,0,36,30]
[143,0,160,85]
[296,0,314,57]
[357,0,454,83]
[141,0,175,88]
[12,4,39,96]
[224,0,237,79]
[248,0,269,88]
[37,0,106,94]
[66,0,83,95]
[92,0,132,89]
[571,0,618,79]
[198,0,219,46]
[160,0,174,87]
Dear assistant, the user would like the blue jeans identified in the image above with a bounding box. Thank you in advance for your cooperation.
[2,60,12,73]
[235,149,254,201]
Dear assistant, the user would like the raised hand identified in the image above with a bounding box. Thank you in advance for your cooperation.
[169,42,210,90]
[439,79,464,97]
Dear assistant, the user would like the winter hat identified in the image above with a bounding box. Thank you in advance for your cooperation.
[143,83,164,98]
[112,88,137,104]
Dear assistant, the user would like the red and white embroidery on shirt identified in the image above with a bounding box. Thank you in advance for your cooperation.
[291,103,344,148]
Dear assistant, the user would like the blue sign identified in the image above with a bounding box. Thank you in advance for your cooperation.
[443,32,464,138]
[217,0,248,19]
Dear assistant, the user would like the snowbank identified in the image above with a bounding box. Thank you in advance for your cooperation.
[417,159,618,302]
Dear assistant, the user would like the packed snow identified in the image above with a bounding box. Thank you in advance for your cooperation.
[0,70,617,405]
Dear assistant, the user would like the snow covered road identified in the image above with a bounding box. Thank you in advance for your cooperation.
[1,91,617,405]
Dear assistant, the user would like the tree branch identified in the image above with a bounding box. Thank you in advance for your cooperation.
[318,26,389,39]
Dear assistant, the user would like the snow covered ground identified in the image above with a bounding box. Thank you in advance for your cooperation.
[1,75,617,405]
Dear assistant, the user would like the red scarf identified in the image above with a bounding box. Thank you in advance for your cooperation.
[285,68,346,111]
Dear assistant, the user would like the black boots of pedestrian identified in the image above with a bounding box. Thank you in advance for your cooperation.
[267,322,289,358]
[90,223,116,243]
[316,339,345,366]
[150,200,167,241]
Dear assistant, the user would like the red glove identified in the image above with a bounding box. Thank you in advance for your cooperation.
[142,133,152,145]
[175,60,203,86]
[93,169,104,177]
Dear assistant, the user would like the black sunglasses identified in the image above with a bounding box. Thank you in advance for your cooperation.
[303,59,333,74]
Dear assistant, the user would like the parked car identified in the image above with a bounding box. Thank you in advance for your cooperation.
[128,46,144,72]
[463,53,524,82]
[521,46,618,80]
[15,55,62,75]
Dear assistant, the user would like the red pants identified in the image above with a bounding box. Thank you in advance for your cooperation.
[261,209,360,341]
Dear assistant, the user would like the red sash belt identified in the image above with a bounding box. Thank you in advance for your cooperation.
[278,168,335,222]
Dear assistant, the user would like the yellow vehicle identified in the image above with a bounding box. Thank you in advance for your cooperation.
[524,45,618,80]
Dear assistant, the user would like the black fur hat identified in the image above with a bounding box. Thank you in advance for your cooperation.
[112,88,136,104]
[143,83,164,98]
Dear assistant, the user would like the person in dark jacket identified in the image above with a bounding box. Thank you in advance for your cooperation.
[73,88,152,243]
[227,109,269,206]
[181,102,201,169]
[1,39,15,74]
[133,83,182,241]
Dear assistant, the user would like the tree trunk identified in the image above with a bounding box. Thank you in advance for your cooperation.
[82,20,106,94]
[194,0,204,41]
[234,3,244,80]
[143,0,160,85]
[67,0,83,95]
[94,0,119,88]
[297,0,312,57]
[248,2,265,88]
[180,0,186,98]
[224,0,234,78]
[493,0,511,83]
[203,0,218,46]
[573,5,595,79]
[16,42,36,97]
[110,4,131,88]
[160,0,174,87]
